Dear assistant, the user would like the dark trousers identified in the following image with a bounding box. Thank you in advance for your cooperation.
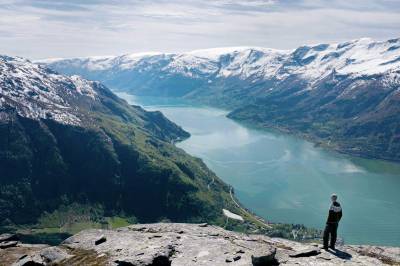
[323,223,338,248]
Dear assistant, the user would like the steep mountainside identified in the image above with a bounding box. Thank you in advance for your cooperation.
[0,55,241,226]
[41,38,400,161]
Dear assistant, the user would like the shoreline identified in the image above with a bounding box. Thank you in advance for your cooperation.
[120,93,400,247]
[230,117,400,165]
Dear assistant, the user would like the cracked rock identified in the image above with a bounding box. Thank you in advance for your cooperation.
[39,246,72,263]
[95,235,107,245]
[289,247,321,258]
[3,223,400,266]
[0,241,19,249]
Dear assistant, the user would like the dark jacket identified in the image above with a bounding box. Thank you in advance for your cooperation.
[327,201,342,224]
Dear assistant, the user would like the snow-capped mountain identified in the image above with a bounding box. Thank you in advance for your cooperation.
[39,38,400,96]
[0,55,102,126]
[39,37,400,161]
[0,54,193,142]
[1,54,237,226]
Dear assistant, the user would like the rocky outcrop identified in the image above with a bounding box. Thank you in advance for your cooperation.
[0,233,49,266]
[1,224,399,266]
[0,234,18,243]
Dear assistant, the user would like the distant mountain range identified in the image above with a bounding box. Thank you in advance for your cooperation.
[0,55,239,225]
[40,37,400,161]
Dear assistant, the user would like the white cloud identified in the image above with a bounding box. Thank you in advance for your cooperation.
[0,0,399,59]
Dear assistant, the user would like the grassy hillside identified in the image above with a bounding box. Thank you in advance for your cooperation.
[0,56,243,232]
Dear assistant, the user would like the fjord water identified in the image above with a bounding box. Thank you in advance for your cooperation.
[118,93,400,246]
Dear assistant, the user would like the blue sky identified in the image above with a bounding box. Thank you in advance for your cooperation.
[0,0,399,59]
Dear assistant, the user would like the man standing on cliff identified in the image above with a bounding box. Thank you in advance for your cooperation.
[323,193,343,250]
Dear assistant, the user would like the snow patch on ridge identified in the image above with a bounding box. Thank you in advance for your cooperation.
[70,75,97,99]
[223,209,244,221]
[0,56,104,126]
[38,37,400,92]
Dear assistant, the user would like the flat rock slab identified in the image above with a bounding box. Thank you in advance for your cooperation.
[59,223,400,266]
[2,223,400,266]
[347,245,400,265]
[62,223,277,266]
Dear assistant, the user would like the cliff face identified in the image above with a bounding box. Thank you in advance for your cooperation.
[2,223,399,266]
[0,55,238,226]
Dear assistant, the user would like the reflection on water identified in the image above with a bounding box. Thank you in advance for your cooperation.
[118,92,400,246]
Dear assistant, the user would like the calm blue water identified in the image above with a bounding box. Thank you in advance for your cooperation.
[119,92,400,246]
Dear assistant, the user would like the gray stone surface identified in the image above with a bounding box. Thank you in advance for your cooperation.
[0,233,18,243]
[11,246,72,266]
[39,247,72,263]
[0,244,48,266]
[12,254,45,266]
[0,241,18,249]
[347,245,400,265]
[62,223,277,265]
[2,223,400,265]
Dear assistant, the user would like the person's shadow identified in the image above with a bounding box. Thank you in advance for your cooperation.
[328,249,352,260]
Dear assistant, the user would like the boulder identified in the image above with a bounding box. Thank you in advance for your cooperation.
[12,255,45,266]
[39,246,72,263]
[0,241,19,249]
[11,247,72,266]
[0,233,18,242]
[95,235,107,245]
[251,247,277,265]
[289,247,321,258]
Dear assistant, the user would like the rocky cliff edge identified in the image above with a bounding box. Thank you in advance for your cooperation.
[1,223,399,266]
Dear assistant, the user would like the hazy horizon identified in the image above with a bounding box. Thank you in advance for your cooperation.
[1,0,400,60]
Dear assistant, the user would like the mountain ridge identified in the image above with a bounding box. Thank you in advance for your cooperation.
[40,37,400,161]
[0,55,243,227]
[37,37,400,81]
